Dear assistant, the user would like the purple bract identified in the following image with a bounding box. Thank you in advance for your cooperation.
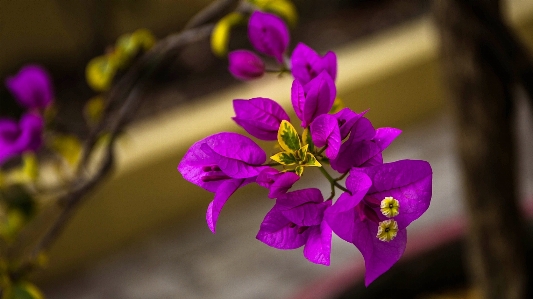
[232,97,290,141]
[0,113,44,165]
[248,11,290,63]
[256,167,299,199]
[228,50,265,80]
[291,42,337,85]
[325,160,432,285]
[257,188,332,265]
[291,71,336,128]
[177,132,267,232]
[5,65,54,110]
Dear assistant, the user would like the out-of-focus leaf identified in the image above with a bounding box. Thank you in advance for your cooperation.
[84,96,105,126]
[211,12,244,57]
[249,0,297,26]
[1,185,35,219]
[6,282,44,299]
[132,28,156,51]
[329,97,344,114]
[114,29,156,69]
[20,154,38,182]
[0,210,25,240]
[50,135,82,167]
[86,55,117,92]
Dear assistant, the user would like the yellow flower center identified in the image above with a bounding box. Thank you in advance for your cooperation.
[376,219,399,242]
[380,196,400,218]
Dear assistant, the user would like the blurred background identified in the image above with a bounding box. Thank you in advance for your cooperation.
[1,0,533,298]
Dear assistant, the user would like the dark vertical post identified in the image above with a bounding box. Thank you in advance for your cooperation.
[433,1,528,298]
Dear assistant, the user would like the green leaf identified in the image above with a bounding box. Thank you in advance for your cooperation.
[277,120,301,152]
[270,152,297,165]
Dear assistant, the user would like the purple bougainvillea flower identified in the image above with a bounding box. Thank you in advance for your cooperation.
[291,71,336,128]
[257,188,332,265]
[178,132,267,232]
[325,160,432,285]
[333,108,366,140]
[257,167,300,199]
[5,65,54,110]
[330,113,402,173]
[310,114,341,159]
[291,43,337,85]
[0,113,44,165]
[248,11,290,63]
[228,50,265,80]
[232,97,290,140]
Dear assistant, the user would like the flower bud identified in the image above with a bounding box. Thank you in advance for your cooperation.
[228,50,265,80]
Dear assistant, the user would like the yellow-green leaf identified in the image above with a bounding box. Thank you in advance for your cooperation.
[0,210,25,241]
[84,96,105,125]
[265,0,298,27]
[329,97,345,114]
[114,29,156,68]
[7,281,44,299]
[86,55,117,92]
[302,128,315,153]
[50,135,82,167]
[295,166,304,176]
[303,153,322,167]
[296,144,308,160]
[277,120,301,152]
[270,151,297,165]
[21,153,38,181]
[132,28,156,51]
[211,12,244,57]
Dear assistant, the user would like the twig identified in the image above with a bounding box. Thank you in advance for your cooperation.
[11,0,246,280]
[185,0,241,29]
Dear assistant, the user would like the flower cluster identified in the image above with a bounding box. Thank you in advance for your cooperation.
[178,11,432,285]
[1,65,51,166]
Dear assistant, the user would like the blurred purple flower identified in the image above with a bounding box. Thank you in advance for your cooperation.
[248,11,290,63]
[291,71,336,128]
[257,167,299,199]
[5,65,54,110]
[177,132,267,232]
[257,188,332,265]
[0,113,44,165]
[228,50,265,80]
[232,97,290,140]
[291,43,337,85]
[325,160,432,285]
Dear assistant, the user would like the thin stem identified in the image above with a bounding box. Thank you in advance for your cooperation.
[334,171,349,182]
[318,166,351,198]
[316,146,327,156]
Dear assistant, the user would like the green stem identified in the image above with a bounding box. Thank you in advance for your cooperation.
[319,167,352,197]
[317,146,327,156]
[264,162,281,166]
[334,171,349,182]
